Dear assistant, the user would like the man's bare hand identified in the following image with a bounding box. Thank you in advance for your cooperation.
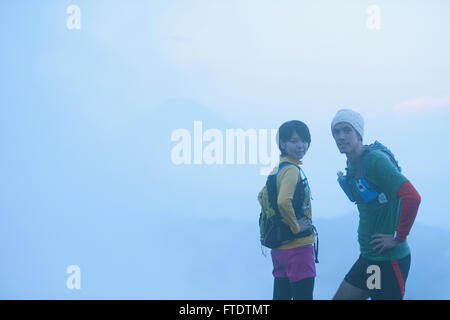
[370,234,400,254]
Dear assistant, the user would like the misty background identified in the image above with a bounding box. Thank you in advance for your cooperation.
[1,0,449,299]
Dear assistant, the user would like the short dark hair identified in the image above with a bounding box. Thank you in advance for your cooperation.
[278,120,311,156]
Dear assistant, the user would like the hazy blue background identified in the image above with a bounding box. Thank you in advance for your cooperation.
[1,0,449,299]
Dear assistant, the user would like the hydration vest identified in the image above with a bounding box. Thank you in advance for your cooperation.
[337,141,401,206]
[259,162,319,262]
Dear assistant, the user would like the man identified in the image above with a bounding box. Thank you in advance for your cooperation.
[331,109,421,300]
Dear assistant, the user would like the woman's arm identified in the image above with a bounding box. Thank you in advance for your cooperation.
[277,165,301,235]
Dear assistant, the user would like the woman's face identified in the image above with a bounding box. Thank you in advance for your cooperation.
[281,131,309,160]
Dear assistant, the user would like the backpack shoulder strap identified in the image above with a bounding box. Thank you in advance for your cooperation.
[363,141,401,173]
[350,141,401,193]
[353,147,371,179]
[277,161,301,175]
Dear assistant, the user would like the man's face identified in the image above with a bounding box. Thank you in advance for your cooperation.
[280,131,309,160]
[332,122,361,154]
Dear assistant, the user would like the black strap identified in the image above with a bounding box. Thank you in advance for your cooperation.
[312,226,319,263]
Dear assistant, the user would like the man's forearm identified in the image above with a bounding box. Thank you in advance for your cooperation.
[395,181,421,242]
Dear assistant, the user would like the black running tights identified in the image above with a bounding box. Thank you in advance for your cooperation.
[273,277,315,300]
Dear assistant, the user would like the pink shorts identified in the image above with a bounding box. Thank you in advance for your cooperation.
[271,244,316,283]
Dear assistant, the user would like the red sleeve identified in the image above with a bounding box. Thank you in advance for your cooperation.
[395,181,421,242]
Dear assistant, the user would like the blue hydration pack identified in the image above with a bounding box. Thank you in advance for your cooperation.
[337,141,401,206]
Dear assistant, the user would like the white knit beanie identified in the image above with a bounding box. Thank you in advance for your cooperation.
[331,109,364,139]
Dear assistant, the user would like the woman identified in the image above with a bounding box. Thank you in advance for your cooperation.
[258,120,317,300]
